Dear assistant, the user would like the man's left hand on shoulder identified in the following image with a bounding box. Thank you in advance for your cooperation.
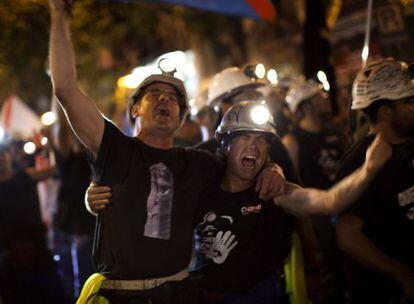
[256,163,286,200]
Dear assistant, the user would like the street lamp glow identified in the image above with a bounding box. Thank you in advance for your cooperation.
[317,71,327,82]
[317,70,331,92]
[322,81,330,91]
[267,69,278,85]
[255,63,266,79]
[41,111,56,126]
[251,105,270,125]
[41,137,48,146]
[23,141,36,155]
[190,107,198,116]
[362,46,369,62]
[117,74,141,89]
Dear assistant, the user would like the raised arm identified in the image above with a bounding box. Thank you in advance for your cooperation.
[49,0,104,157]
[275,133,391,216]
[51,96,74,158]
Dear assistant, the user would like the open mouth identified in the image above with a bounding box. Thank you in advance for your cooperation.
[241,155,256,169]
[156,107,170,117]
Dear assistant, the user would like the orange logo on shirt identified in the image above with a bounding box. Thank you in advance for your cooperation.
[241,204,262,215]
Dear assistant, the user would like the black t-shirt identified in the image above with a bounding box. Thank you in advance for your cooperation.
[55,149,95,235]
[90,119,222,279]
[194,186,296,293]
[0,171,44,249]
[194,137,301,185]
[292,127,345,189]
[337,135,414,270]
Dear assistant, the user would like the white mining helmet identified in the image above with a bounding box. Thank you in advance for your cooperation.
[351,58,414,110]
[207,67,264,108]
[285,80,324,113]
[215,100,277,145]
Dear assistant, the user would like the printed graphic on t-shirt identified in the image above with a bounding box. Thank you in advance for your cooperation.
[241,203,261,215]
[318,148,340,181]
[144,163,173,239]
[197,212,238,264]
[398,185,414,220]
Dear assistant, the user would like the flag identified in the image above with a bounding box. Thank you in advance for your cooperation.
[0,95,42,139]
[117,0,277,23]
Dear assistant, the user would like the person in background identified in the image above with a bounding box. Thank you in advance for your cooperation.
[50,97,95,299]
[173,116,202,147]
[283,79,347,303]
[0,142,68,303]
[336,58,414,303]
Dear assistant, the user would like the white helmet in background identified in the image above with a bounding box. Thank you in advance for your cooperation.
[352,58,414,110]
[285,80,324,113]
[189,89,208,116]
[207,67,264,106]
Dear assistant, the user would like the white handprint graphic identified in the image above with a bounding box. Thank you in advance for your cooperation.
[208,230,238,264]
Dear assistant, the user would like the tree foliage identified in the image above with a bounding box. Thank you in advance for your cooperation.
[0,0,254,114]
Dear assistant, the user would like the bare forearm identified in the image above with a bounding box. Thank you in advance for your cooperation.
[323,163,375,214]
[26,165,57,182]
[276,187,328,216]
[276,164,376,216]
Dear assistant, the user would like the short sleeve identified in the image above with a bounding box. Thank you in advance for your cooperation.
[88,119,133,185]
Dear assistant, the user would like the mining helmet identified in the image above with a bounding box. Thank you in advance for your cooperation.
[285,80,324,113]
[351,58,414,110]
[215,100,277,146]
[207,67,264,108]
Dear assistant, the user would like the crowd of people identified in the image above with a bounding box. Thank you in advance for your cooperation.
[0,0,413,303]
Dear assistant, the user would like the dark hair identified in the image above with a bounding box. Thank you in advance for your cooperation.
[362,99,394,123]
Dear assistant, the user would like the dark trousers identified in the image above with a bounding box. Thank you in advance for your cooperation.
[97,276,198,304]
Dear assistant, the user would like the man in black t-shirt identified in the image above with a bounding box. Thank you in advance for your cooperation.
[193,101,295,303]
[336,58,414,303]
[49,2,217,300]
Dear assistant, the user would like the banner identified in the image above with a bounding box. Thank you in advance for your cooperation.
[0,95,42,139]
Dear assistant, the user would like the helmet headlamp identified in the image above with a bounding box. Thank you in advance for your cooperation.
[158,58,177,76]
[250,105,270,125]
